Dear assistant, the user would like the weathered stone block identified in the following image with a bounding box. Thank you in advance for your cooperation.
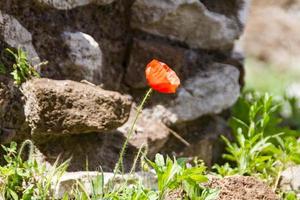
[131,0,240,50]
[22,78,132,136]
[170,63,240,122]
[61,31,103,84]
[0,11,40,66]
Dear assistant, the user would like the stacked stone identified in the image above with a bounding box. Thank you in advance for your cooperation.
[0,0,246,170]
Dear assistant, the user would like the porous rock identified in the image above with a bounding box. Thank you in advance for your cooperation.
[131,0,240,50]
[22,78,131,136]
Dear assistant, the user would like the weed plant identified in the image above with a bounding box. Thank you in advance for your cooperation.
[0,140,69,200]
[2,48,41,85]
[213,92,300,199]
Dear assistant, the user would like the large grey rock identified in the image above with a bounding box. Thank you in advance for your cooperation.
[22,78,131,136]
[0,11,40,66]
[36,0,115,10]
[61,32,103,84]
[131,0,240,50]
[170,63,240,122]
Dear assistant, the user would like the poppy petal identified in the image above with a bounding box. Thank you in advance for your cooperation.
[145,59,180,93]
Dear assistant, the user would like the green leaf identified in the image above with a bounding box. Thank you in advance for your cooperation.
[5,48,41,85]
[179,167,207,183]
[0,63,6,74]
[283,191,298,200]
[155,154,165,168]
[8,189,19,200]
[91,173,104,197]
[62,193,69,200]
[203,188,220,200]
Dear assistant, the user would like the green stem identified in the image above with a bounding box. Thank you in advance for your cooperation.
[114,88,153,175]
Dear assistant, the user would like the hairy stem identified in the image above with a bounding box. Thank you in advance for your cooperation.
[114,88,153,175]
[18,139,34,162]
[129,144,146,175]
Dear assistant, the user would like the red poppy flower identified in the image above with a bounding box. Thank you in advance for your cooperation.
[145,59,180,93]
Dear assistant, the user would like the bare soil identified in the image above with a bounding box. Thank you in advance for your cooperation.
[207,176,279,200]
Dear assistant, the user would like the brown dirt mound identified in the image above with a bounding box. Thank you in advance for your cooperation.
[207,176,279,200]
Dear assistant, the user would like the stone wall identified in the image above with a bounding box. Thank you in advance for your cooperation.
[0,0,246,171]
